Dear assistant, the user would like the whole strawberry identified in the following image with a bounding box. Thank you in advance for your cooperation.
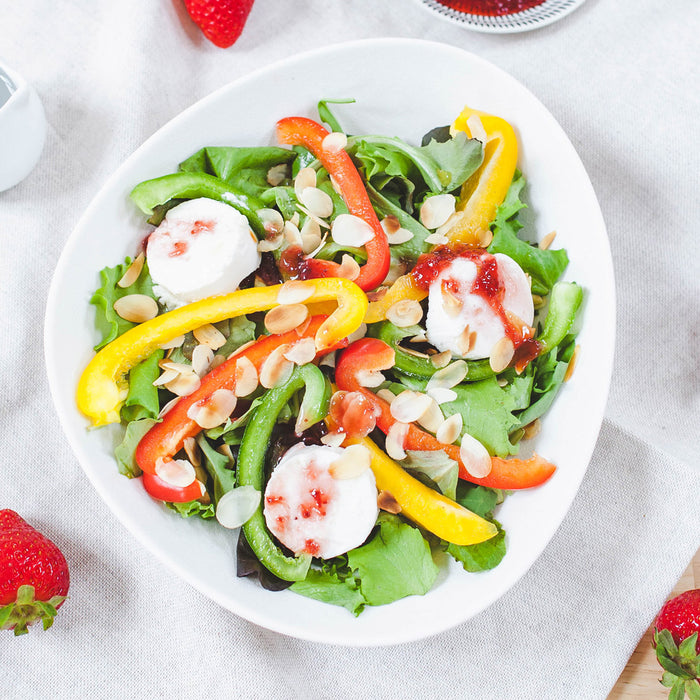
[184,0,254,48]
[0,510,70,635]
[654,589,700,700]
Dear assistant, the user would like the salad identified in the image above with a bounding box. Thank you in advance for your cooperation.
[76,100,582,615]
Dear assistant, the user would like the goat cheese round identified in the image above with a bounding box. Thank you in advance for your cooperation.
[425,252,533,360]
[263,444,378,559]
[146,197,260,308]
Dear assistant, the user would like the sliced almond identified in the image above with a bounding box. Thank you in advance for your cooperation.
[300,217,323,254]
[376,388,397,405]
[539,230,557,250]
[377,490,402,514]
[389,391,434,424]
[159,334,185,350]
[233,355,259,397]
[425,232,449,246]
[435,211,463,238]
[216,486,261,529]
[210,354,226,371]
[164,371,201,397]
[155,457,196,488]
[159,359,194,373]
[193,323,227,350]
[331,214,375,247]
[401,347,430,359]
[386,299,423,328]
[257,234,283,252]
[113,294,159,323]
[117,253,145,288]
[283,337,316,366]
[217,443,235,462]
[427,360,468,390]
[228,339,256,359]
[427,387,458,405]
[419,194,456,230]
[322,131,348,153]
[459,433,492,478]
[191,343,215,377]
[158,396,180,418]
[367,286,388,303]
[303,229,329,259]
[416,397,444,433]
[430,350,453,369]
[383,259,407,286]
[478,228,494,248]
[337,253,361,281]
[380,215,401,236]
[294,316,312,338]
[456,327,478,356]
[436,413,463,445]
[294,167,317,198]
[257,208,285,236]
[264,303,309,335]
[385,422,409,460]
[564,344,580,382]
[283,220,303,246]
[183,436,201,468]
[329,444,371,480]
[522,418,542,441]
[321,430,346,448]
[259,345,294,388]
[277,280,314,305]
[441,283,464,318]
[266,163,287,187]
[356,369,385,388]
[319,351,336,368]
[186,389,237,429]
[387,227,414,245]
[299,186,333,219]
[347,323,368,345]
[489,336,515,373]
[153,368,179,387]
[466,114,488,144]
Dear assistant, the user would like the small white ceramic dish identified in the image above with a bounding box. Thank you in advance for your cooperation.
[44,38,614,646]
[417,0,586,33]
[0,60,46,192]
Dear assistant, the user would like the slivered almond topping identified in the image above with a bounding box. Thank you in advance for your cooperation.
[383,259,406,285]
[192,343,214,377]
[459,433,492,478]
[410,331,428,343]
[159,359,193,373]
[435,211,462,238]
[564,344,580,382]
[283,337,316,366]
[430,350,452,369]
[522,419,541,441]
[386,299,423,328]
[290,212,300,227]
[436,413,463,445]
[366,286,388,303]
[283,220,302,246]
[401,347,431,359]
[376,388,397,405]
[389,391,434,424]
[264,303,309,335]
[321,431,346,448]
[259,345,294,388]
[337,254,361,281]
[539,230,557,250]
[187,389,237,429]
[329,444,371,480]
[466,114,488,144]
[295,316,312,337]
[257,208,285,235]
[416,397,444,433]
[478,228,494,248]
[322,131,348,153]
[159,334,185,350]
[428,360,468,390]
[456,327,478,356]
[356,369,385,388]
[419,194,456,229]
[489,336,515,373]
[266,163,287,187]
[158,396,180,418]
[427,387,457,405]
[210,354,226,371]
[155,458,196,488]
[319,351,336,368]
[441,284,463,317]
[277,280,314,305]
[331,214,375,247]
[257,235,283,252]
[377,490,402,514]
[329,174,342,195]
[380,215,401,236]
[296,203,331,230]
[294,167,317,198]
[425,232,449,246]
[217,443,235,462]
[117,253,145,288]
[303,229,329,259]
[386,422,409,460]
[113,294,159,323]
[164,371,201,397]
[233,356,258,397]
[347,323,368,344]
[228,339,256,359]
[193,323,227,350]
[299,186,333,219]
[300,218,323,254]
[183,437,201,468]
[153,368,179,387]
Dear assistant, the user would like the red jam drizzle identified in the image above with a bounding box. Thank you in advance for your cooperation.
[279,245,313,280]
[304,539,320,556]
[329,391,378,439]
[169,240,188,257]
[299,487,329,519]
[433,0,546,16]
[412,245,541,367]
[190,219,213,235]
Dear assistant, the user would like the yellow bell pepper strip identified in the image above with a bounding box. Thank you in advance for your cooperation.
[134,315,344,477]
[77,278,367,427]
[364,273,426,324]
[335,338,556,490]
[352,436,497,546]
[446,106,518,246]
[276,116,391,292]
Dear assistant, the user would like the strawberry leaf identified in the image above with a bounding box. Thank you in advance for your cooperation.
[670,679,687,700]
[680,633,699,659]
[0,603,12,629]
[686,680,700,700]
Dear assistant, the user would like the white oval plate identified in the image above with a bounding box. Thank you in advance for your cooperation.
[417,0,586,33]
[45,38,614,646]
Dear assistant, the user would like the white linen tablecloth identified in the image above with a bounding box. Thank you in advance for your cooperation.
[1,1,699,698]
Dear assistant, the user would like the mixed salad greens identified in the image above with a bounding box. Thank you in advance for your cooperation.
[77,100,582,615]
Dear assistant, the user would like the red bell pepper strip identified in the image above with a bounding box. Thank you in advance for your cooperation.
[135,315,344,476]
[276,116,390,291]
[334,338,555,490]
[141,471,204,504]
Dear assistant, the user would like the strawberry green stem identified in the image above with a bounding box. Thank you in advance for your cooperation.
[0,585,67,636]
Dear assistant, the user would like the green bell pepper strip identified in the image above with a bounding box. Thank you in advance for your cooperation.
[536,282,583,353]
[129,172,265,237]
[374,321,495,382]
[237,364,331,582]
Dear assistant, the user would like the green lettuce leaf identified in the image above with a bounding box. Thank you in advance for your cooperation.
[166,500,216,519]
[113,418,157,478]
[90,258,158,350]
[291,568,365,616]
[454,481,500,519]
[420,131,484,191]
[120,349,164,422]
[196,434,236,504]
[401,449,459,501]
[447,524,506,573]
